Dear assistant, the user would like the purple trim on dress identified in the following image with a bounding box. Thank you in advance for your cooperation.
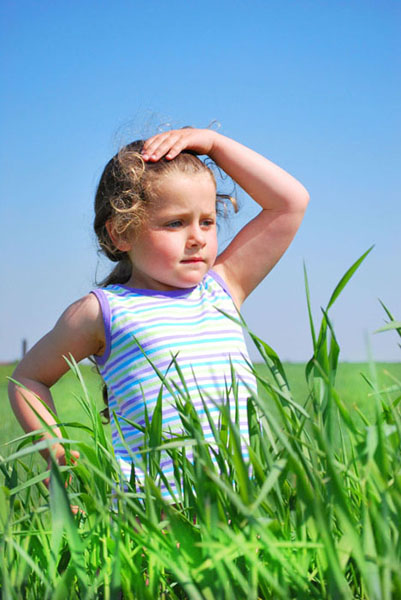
[105,270,231,299]
[208,269,233,299]
[91,290,111,365]
[115,283,196,298]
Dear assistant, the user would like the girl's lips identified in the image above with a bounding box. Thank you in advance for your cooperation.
[181,258,204,263]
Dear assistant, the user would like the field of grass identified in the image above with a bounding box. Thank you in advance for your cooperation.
[1,252,401,598]
[2,361,400,460]
[2,350,400,599]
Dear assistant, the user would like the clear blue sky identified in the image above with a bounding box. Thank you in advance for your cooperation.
[1,0,400,363]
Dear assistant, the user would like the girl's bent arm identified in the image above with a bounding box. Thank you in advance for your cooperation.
[142,129,309,307]
[8,293,105,463]
[210,133,309,306]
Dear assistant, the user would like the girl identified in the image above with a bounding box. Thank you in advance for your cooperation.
[8,127,309,498]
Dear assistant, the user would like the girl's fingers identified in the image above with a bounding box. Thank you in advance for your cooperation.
[141,133,171,157]
[44,449,80,489]
[71,504,85,516]
[142,129,202,161]
[142,132,184,161]
[70,450,80,463]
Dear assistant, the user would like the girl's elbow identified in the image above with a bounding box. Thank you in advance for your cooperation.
[8,368,27,400]
[296,187,310,214]
[10,362,27,387]
[299,183,310,206]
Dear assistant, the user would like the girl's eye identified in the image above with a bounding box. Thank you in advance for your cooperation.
[166,220,182,228]
[202,219,215,227]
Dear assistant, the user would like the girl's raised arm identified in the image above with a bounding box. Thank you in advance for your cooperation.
[142,128,309,308]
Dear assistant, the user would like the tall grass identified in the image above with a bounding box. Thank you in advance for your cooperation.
[1,249,400,599]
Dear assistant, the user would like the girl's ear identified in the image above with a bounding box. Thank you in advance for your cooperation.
[105,220,132,252]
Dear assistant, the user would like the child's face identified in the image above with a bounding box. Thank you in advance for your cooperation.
[125,172,218,291]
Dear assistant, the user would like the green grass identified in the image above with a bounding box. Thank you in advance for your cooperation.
[257,361,401,414]
[1,359,400,500]
[2,361,400,459]
[1,249,401,599]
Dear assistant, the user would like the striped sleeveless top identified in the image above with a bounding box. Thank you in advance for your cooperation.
[92,270,257,499]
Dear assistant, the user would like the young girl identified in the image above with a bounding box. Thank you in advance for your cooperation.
[9,127,309,499]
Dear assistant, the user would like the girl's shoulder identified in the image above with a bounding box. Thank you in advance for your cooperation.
[54,293,106,358]
[61,293,104,325]
[206,269,232,296]
[14,295,106,386]
[207,267,239,308]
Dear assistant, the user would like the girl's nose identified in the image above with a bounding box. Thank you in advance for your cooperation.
[187,225,206,247]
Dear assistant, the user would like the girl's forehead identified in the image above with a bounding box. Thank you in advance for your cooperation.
[154,171,216,195]
[150,172,217,209]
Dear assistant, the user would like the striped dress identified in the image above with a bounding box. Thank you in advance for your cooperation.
[92,270,257,499]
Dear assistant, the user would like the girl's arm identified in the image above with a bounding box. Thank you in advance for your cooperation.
[142,128,309,307]
[8,294,105,466]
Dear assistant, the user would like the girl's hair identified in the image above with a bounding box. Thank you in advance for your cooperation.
[94,139,235,287]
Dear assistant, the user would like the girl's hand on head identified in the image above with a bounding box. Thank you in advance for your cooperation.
[141,128,218,162]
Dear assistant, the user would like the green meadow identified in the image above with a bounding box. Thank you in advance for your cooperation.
[1,251,401,599]
[1,361,401,455]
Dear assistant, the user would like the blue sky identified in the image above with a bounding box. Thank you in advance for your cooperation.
[1,0,400,363]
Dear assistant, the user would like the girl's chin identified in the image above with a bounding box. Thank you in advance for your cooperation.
[131,265,210,291]
[171,273,207,289]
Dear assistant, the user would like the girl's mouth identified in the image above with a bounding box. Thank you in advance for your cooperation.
[181,258,204,263]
